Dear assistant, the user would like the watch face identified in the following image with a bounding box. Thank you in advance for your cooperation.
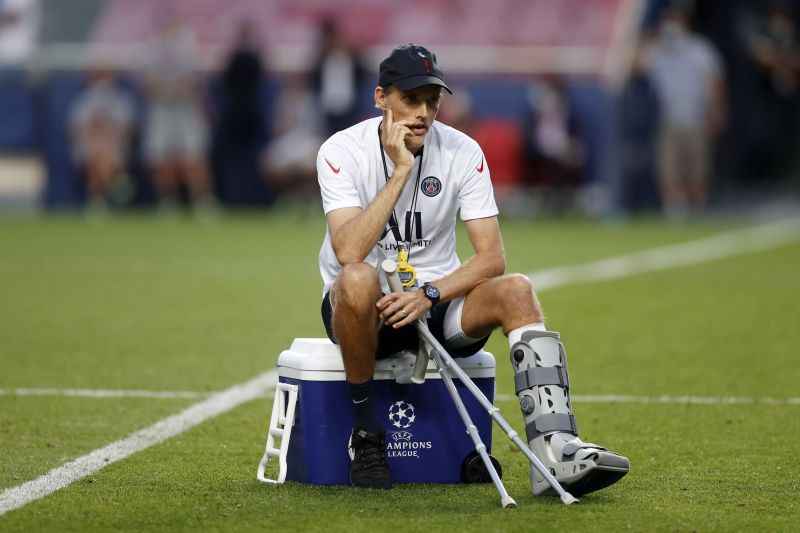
[425,284,440,298]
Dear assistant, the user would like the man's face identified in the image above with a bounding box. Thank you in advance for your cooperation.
[382,85,443,151]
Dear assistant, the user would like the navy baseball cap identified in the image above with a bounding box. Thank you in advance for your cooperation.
[379,44,452,94]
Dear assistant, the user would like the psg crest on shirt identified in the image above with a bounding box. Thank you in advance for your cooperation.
[420,176,442,197]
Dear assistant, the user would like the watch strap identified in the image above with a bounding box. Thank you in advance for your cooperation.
[422,282,440,305]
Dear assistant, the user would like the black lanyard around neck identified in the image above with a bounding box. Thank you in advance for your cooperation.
[378,122,424,258]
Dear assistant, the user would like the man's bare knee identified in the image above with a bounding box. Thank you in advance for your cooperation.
[495,273,531,300]
[504,273,532,292]
[335,263,380,309]
[499,273,542,319]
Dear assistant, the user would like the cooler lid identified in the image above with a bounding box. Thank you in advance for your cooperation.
[277,337,495,372]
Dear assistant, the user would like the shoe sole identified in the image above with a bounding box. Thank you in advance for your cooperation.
[350,473,392,490]
[534,465,628,497]
[563,466,628,497]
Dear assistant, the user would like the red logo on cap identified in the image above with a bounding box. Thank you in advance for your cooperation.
[423,59,431,73]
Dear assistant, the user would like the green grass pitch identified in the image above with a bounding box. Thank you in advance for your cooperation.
[1,212,798,531]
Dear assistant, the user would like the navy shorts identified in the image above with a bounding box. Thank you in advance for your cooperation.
[321,291,489,360]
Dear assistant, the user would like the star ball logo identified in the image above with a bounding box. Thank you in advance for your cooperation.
[386,401,432,458]
[388,400,416,429]
[420,176,441,197]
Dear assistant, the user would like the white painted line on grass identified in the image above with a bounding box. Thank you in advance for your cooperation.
[0,387,272,400]
[0,388,215,399]
[528,216,800,291]
[5,387,795,406]
[494,394,800,405]
[0,370,277,517]
[7,389,799,406]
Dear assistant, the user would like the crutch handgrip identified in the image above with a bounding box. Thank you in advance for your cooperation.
[381,259,403,293]
[381,259,429,383]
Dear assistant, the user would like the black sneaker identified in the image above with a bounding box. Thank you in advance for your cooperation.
[348,426,392,489]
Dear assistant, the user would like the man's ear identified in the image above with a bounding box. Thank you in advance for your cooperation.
[374,85,393,109]
[374,86,387,110]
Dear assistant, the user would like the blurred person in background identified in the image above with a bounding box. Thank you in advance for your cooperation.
[434,88,475,135]
[646,4,726,219]
[745,2,799,181]
[214,19,272,205]
[619,38,661,211]
[219,20,265,146]
[69,68,136,213]
[522,76,585,215]
[142,13,216,213]
[260,73,324,206]
[0,0,39,69]
[310,18,367,137]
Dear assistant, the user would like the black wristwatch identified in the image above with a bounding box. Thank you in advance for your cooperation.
[421,282,441,306]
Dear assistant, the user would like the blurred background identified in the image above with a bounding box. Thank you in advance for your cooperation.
[0,0,797,219]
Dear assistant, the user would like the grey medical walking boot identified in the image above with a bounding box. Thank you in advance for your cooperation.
[510,329,629,497]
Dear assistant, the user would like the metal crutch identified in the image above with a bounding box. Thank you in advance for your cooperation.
[381,259,578,506]
[381,259,516,508]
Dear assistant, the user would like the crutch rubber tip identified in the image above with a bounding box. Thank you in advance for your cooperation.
[560,493,579,505]
[410,376,425,384]
[502,496,517,509]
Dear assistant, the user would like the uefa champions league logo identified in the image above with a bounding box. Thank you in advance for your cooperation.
[386,401,431,458]
[388,400,416,429]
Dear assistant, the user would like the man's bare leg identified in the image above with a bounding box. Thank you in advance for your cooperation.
[330,262,391,489]
[687,179,708,213]
[152,160,179,208]
[182,159,215,206]
[331,263,381,384]
[459,273,630,497]
[457,273,544,338]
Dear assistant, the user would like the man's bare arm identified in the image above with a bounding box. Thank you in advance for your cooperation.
[433,216,506,302]
[708,73,727,137]
[328,109,416,264]
[328,165,411,264]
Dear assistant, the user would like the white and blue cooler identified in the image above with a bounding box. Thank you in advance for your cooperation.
[260,338,496,485]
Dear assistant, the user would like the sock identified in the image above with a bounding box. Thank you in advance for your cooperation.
[508,322,547,347]
[348,379,380,432]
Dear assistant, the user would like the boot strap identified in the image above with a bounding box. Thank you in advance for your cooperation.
[514,366,570,394]
[525,413,578,441]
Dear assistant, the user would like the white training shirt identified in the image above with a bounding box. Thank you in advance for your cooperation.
[318,116,499,296]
